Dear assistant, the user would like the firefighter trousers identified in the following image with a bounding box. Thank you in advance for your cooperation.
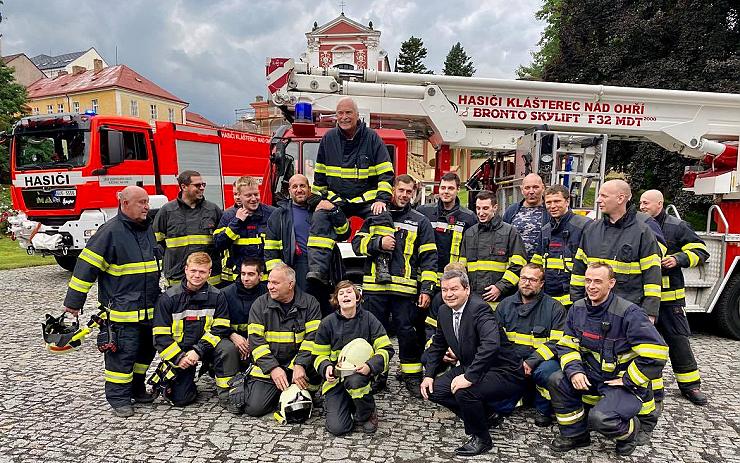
[548,369,649,439]
[212,338,250,400]
[656,304,701,396]
[365,294,422,376]
[494,359,560,416]
[429,365,525,443]
[324,373,375,436]
[103,322,154,408]
[308,203,392,277]
[243,367,321,417]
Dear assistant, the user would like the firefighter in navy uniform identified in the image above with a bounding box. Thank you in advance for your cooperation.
[312,281,395,435]
[352,174,438,397]
[308,97,395,286]
[214,176,275,286]
[640,189,709,405]
[152,252,231,406]
[154,170,222,287]
[531,185,591,308]
[417,172,477,278]
[64,186,161,417]
[548,262,668,457]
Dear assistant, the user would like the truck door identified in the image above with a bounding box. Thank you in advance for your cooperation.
[97,125,157,204]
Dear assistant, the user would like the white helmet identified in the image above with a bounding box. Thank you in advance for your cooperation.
[274,384,313,424]
[335,338,374,378]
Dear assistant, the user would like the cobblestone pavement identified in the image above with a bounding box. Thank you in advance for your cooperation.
[1,265,739,463]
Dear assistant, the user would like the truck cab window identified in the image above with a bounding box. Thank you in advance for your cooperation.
[100,130,148,164]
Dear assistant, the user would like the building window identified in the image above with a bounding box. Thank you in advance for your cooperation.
[91,99,99,113]
[130,100,139,117]
[150,104,158,120]
[73,101,80,113]
[33,107,39,115]
[58,103,65,113]
[47,105,53,114]
[168,108,175,122]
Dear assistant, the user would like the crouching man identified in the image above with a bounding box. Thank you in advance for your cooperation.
[548,262,668,456]
[153,252,230,406]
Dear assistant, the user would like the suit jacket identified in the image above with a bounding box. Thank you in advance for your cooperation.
[423,293,519,383]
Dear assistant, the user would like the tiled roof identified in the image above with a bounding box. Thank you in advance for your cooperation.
[2,53,24,64]
[186,111,217,127]
[30,50,87,70]
[27,64,187,104]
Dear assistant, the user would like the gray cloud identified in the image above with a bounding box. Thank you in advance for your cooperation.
[1,0,544,124]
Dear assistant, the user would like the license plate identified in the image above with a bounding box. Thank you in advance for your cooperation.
[54,189,76,197]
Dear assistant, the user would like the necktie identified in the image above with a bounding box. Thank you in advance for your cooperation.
[453,311,461,340]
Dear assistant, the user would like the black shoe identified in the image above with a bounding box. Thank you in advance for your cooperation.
[306,271,329,286]
[455,436,493,457]
[360,412,379,434]
[534,411,554,427]
[681,388,708,406]
[549,433,591,452]
[375,254,392,284]
[634,429,652,446]
[133,392,156,404]
[371,374,388,394]
[403,375,423,399]
[487,411,505,429]
[112,405,134,418]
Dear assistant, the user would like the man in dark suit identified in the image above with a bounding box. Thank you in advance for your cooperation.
[421,269,525,456]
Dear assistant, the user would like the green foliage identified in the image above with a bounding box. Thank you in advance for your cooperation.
[516,0,562,79]
[397,36,433,74]
[0,59,30,184]
[443,42,475,77]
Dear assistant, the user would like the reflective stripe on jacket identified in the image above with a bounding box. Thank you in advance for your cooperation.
[417,198,477,274]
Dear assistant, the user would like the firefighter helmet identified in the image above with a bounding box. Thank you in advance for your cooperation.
[335,338,374,378]
[274,384,313,424]
[42,312,85,353]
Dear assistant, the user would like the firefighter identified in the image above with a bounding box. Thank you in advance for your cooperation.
[503,173,551,260]
[152,252,230,406]
[307,97,395,287]
[242,263,322,418]
[494,263,565,427]
[421,269,525,457]
[312,280,395,435]
[352,174,438,397]
[640,189,709,406]
[264,174,349,315]
[215,258,267,411]
[213,176,275,285]
[417,172,477,278]
[548,262,668,456]
[63,186,160,417]
[461,190,527,308]
[154,170,222,287]
[217,180,243,284]
[531,185,592,307]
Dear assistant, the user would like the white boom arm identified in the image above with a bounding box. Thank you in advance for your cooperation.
[268,59,740,158]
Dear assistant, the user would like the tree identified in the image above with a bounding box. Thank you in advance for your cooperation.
[0,59,30,184]
[443,42,475,76]
[397,36,433,74]
[516,0,561,79]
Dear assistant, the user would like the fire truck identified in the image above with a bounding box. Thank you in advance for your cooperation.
[266,58,740,338]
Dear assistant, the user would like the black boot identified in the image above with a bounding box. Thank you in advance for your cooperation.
[403,374,423,399]
[375,253,392,284]
[549,433,591,452]
[615,417,640,456]
[681,387,708,406]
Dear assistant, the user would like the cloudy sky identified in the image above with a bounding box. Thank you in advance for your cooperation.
[1,0,545,125]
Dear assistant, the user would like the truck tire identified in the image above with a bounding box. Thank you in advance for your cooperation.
[54,255,78,272]
[713,272,740,340]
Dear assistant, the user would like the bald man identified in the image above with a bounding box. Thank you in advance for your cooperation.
[640,190,709,406]
[503,173,551,259]
[63,186,161,417]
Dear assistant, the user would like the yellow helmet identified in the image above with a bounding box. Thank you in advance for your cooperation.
[335,338,374,378]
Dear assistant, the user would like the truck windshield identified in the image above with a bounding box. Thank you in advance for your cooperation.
[14,130,90,170]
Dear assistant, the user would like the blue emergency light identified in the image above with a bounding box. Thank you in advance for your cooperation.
[84,109,97,116]
[295,102,312,123]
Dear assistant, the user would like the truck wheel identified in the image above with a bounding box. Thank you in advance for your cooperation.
[713,272,740,340]
[54,255,78,272]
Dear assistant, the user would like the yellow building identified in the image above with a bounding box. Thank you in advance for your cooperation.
[26,64,187,123]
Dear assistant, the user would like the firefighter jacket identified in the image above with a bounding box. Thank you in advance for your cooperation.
[531,210,592,305]
[247,289,322,379]
[495,291,566,370]
[213,202,275,282]
[570,206,663,316]
[351,203,438,297]
[152,281,230,364]
[655,209,709,306]
[222,280,267,337]
[556,293,668,400]
[424,294,521,383]
[417,198,477,274]
[153,195,222,285]
[312,306,395,393]
[312,122,394,205]
[64,210,160,323]
[264,200,349,272]
[461,215,527,299]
